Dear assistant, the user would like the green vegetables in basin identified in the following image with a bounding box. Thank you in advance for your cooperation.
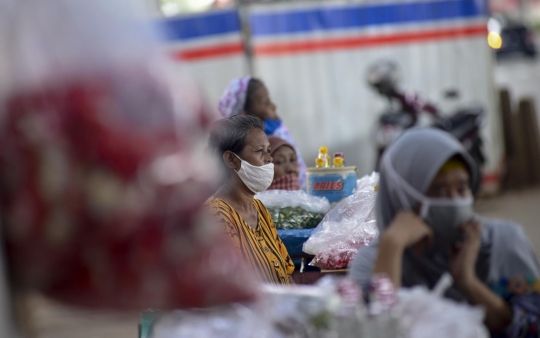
[268,207,325,230]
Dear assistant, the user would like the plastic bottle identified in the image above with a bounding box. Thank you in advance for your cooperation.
[317,146,330,168]
[315,158,326,168]
[334,152,346,166]
[333,157,343,167]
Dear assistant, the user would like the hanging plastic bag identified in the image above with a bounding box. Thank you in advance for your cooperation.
[0,0,256,310]
[303,173,379,269]
[256,190,331,230]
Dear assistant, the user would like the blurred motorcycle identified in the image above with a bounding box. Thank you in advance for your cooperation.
[367,60,485,191]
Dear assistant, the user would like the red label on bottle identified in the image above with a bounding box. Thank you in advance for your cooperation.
[313,181,343,191]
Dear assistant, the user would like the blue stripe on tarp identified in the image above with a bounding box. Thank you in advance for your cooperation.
[161,10,241,40]
[250,0,488,37]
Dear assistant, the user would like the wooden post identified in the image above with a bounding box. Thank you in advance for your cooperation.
[511,105,528,188]
[528,102,540,184]
[518,98,540,186]
[499,89,516,190]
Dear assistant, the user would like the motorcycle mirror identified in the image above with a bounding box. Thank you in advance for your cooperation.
[443,89,460,99]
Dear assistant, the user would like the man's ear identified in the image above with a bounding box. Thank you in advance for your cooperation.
[222,151,239,170]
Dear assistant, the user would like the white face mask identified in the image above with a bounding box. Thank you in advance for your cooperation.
[232,153,274,194]
[382,153,474,254]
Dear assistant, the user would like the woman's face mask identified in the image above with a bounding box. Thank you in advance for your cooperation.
[264,118,282,135]
[420,196,474,255]
[233,153,274,194]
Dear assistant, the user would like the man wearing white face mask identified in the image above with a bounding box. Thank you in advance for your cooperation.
[349,128,540,336]
[205,115,295,285]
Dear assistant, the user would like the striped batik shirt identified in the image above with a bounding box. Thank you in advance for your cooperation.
[205,197,294,284]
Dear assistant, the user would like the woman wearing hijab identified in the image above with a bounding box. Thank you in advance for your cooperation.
[267,136,300,191]
[349,128,540,336]
[218,76,307,188]
[205,115,295,284]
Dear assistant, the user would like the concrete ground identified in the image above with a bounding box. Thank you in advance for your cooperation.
[20,295,138,338]
[476,187,540,257]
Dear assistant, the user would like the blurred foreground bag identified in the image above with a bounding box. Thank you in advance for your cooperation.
[398,275,488,338]
[0,0,256,310]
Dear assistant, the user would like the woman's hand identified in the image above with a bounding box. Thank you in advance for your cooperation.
[382,211,434,250]
[449,220,483,289]
[449,221,512,331]
[374,211,433,288]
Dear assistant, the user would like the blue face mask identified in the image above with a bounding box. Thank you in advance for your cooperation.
[264,118,282,135]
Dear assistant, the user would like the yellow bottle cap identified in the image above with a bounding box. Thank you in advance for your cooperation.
[319,146,328,154]
[315,158,326,167]
[333,157,343,167]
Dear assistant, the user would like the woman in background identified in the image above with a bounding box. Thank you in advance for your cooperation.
[267,136,300,191]
[218,76,307,188]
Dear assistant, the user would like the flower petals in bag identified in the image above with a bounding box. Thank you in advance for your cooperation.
[0,70,257,310]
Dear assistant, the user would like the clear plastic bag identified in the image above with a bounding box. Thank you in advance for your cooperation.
[153,274,485,338]
[265,277,375,338]
[256,190,331,230]
[397,274,488,338]
[308,243,361,270]
[152,276,368,338]
[151,285,339,338]
[303,173,379,269]
[0,0,256,310]
[150,303,272,338]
